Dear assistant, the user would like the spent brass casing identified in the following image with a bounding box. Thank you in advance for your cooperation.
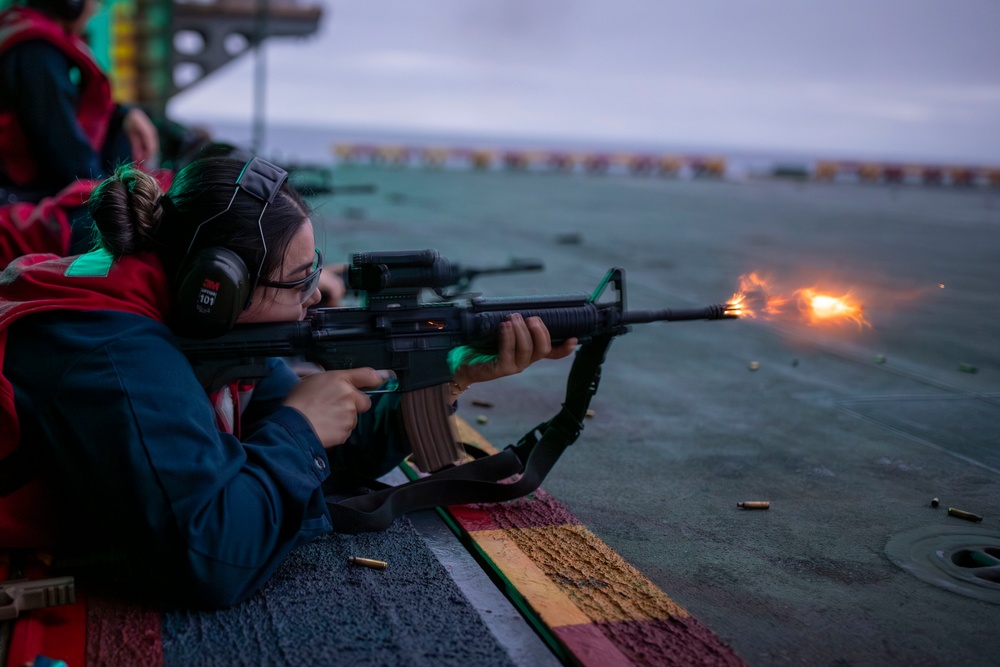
[349,556,388,570]
[947,507,983,522]
[737,501,770,510]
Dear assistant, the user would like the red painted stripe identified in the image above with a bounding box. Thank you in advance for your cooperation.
[5,593,87,667]
[0,551,163,667]
[550,623,634,666]
[448,487,582,531]
[438,421,747,665]
[568,617,747,666]
[85,593,164,667]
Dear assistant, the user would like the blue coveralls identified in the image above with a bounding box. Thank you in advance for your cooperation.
[5,308,410,608]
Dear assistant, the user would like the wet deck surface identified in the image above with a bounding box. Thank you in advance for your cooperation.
[312,168,1000,666]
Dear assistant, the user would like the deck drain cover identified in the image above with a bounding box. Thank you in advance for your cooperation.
[885,525,1000,604]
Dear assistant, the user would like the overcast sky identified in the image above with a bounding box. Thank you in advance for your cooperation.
[168,0,1000,165]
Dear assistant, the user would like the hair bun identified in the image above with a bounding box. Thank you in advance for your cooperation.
[88,166,165,256]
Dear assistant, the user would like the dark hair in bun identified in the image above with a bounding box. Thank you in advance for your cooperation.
[87,166,165,257]
[86,158,311,286]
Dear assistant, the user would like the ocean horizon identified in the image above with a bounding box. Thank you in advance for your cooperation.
[172,116,996,177]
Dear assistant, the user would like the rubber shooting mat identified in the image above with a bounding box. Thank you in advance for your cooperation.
[9,519,518,667]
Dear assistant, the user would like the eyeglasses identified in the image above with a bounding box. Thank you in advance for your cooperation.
[259,248,323,298]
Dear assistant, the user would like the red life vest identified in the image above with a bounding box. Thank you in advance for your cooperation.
[0,169,173,270]
[0,6,116,187]
[0,250,172,546]
[0,178,97,269]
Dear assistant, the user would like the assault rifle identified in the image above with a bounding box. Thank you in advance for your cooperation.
[182,249,736,393]
[339,254,544,300]
[178,249,738,532]
[430,255,544,298]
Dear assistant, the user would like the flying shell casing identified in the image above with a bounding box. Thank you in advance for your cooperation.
[947,507,983,522]
[349,556,388,570]
[737,501,770,510]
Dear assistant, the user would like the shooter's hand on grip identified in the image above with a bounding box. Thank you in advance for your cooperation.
[284,368,388,448]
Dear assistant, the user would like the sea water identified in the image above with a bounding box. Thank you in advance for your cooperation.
[186,117,857,179]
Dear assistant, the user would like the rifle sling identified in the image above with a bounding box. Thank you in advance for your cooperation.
[325,334,615,534]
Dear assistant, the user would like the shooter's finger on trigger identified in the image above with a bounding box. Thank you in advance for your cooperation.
[342,368,394,390]
[353,391,373,414]
[336,370,377,413]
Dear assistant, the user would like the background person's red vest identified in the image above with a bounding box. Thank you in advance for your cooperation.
[0,179,97,268]
[0,6,116,187]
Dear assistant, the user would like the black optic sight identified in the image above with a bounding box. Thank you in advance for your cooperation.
[347,250,457,293]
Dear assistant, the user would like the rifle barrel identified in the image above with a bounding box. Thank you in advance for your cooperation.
[623,304,738,324]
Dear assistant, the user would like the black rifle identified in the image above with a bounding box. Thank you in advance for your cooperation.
[432,256,544,298]
[178,249,738,532]
[338,253,544,300]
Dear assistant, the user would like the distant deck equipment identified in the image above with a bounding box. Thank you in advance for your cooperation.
[107,0,322,118]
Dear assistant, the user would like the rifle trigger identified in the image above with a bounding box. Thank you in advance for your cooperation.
[365,378,400,395]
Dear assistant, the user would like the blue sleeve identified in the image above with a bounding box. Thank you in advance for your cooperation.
[238,357,300,424]
[3,41,104,185]
[48,322,333,608]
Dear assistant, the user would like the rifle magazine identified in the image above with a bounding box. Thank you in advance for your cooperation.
[402,386,466,473]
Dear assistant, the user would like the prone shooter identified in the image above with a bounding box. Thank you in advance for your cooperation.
[180,249,739,532]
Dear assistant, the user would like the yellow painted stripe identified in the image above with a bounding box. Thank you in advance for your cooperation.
[453,416,692,623]
[472,525,690,625]
[436,418,744,663]
[474,528,594,628]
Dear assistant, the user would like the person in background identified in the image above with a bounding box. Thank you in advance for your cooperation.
[0,0,159,205]
[0,155,575,608]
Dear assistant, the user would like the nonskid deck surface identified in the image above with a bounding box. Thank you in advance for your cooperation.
[316,167,1000,665]
[4,167,998,666]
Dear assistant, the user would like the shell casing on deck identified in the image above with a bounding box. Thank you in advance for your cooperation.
[737,501,770,510]
[348,556,388,570]
[947,507,983,522]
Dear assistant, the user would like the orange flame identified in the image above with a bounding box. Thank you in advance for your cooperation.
[729,272,790,319]
[730,273,870,328]
[795,289,869,328]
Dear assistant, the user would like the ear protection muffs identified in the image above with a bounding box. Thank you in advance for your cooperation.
[171,157,289,339]
[171,247,252,339]
[25,0,86,21]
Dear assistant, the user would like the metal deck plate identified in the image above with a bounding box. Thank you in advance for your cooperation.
[885,525,1000,604]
